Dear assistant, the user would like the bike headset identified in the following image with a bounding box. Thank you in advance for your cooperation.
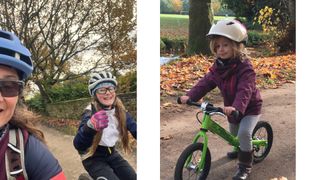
[0,29,33,80]
[88,71,118,109]
[206,19,248,44]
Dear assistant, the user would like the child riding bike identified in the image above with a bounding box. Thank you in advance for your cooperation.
[0,29,66,179]
[73,71,137,180]
[179,19,263,180]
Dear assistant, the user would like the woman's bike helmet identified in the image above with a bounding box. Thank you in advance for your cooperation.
[0,30,33,80]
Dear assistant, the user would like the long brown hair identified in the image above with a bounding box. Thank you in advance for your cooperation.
[88,97,129,155]
[9,98,46,143]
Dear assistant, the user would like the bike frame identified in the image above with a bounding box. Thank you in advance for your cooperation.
[184,111,268,172]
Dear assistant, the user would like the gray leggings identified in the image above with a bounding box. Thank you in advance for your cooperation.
[229,115,261,152]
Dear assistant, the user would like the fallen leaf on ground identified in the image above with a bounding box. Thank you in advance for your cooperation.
[160,135,173,140]
[161,54,296,96]
[162,102,173,107]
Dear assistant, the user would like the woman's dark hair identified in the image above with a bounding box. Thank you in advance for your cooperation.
[10,98,45,143]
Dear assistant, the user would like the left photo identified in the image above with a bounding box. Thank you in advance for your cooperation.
[0,0,137,179]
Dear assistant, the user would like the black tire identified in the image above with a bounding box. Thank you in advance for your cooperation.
[174,143,211,180]
[252,121,273,163]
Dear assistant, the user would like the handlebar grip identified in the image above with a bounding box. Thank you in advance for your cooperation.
[231,110,240,120]
[177,97,182,104]
[186,99,193,106]
[177,97,194,105]
[216,107,224,113]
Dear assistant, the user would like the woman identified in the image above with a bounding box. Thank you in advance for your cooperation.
[0,30,66,179]
[73,71,137,180]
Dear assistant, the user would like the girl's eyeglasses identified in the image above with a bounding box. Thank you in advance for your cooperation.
[0,80,24,97]
[96,87,116,94]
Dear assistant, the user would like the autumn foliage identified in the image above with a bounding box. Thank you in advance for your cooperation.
[160,54,295,96]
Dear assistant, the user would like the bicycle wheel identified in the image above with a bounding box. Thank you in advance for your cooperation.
[252,121,273,163]
[174,143,211,180]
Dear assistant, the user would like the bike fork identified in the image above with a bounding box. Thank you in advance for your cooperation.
[184,130,208,172]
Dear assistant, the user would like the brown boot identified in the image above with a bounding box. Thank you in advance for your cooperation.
[232,150,253,180]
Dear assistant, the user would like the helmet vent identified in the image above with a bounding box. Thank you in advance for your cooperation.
[99,73,105,78]
[0,47,31,66]
[0,32,11,40]
[226,22,235,25]
[0,47,15,57]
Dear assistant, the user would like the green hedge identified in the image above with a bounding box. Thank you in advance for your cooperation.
[247,30,271,46]
[47,79,90,103]
[117,70,137,93]
[26,71,137,114]
[161,37,187,54]
[46,92,137,120]
[160,30,270,54]
[26,94,46,113]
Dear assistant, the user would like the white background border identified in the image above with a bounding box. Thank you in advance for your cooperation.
[137,0,160,179]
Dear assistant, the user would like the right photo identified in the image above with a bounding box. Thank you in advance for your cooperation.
[160,0,295,180]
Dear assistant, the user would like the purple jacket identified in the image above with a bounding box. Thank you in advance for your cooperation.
[187,58,262,124]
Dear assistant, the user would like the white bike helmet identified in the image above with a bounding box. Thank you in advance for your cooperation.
[0,30,33,80]
[88,71,118,96]
[207,19,248,43]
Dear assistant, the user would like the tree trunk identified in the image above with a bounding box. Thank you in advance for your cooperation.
[187,0,211,56]
[288,0,295,22]
[34,81,52,114]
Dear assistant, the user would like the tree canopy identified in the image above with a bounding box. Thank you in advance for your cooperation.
[0,0,136,103]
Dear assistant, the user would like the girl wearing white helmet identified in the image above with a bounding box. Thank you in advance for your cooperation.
[179,19,262,180]
[74,71,137,180]
[0,30,66,179]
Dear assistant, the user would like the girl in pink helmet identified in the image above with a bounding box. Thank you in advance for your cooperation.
[180,19,262,180]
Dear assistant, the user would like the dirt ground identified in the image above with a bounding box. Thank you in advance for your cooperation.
[38,125,137,180]
[160,83,296,180]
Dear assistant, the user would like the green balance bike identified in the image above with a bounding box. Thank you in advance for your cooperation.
[174,98,273,180]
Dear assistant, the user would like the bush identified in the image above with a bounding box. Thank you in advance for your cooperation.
[47,78,90,103]
[254,6,295,53]
[25,94,46,114]
[247,30,271,47]
[26,77,89,113]
[160,39,166,51]
[117,70,137,93]
[161,37,187,54]
[26,72,137,116]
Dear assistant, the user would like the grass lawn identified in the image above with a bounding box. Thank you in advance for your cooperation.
[160,14,235,38]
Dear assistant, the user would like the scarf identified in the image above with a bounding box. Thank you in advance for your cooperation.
[210,58,240,105]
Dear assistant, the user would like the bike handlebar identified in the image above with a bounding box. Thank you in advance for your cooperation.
[177,97,239,119]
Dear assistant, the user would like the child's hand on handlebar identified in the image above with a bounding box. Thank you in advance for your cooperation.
[179,96,190,104]
[223,106,236,116]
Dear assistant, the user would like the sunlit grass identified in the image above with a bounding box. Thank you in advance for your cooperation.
[160,14,235,38]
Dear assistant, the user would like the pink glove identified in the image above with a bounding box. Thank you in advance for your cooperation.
[87,110,109,131]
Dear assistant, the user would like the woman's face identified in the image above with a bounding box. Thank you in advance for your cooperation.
[214,36,234,60]
[95,86,116,108]
[0,65,19,128]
